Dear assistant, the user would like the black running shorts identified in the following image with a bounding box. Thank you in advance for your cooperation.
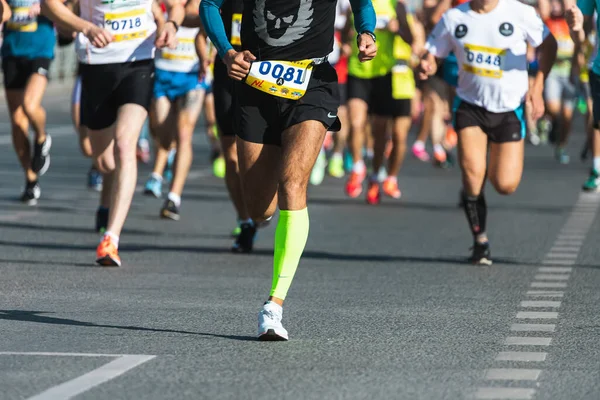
[2,57,51,90]
[589,72,600,128]
[236,62,340,146]
[213,60,236,137]
[453,100,526,143]
[80,59,154,130]
[347,73,411,118]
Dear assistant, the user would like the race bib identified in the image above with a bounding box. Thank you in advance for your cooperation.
[392,64,415,100]
[6,7,37,32]
[463,43,506,79]
[556,37,574,59]
[161,38,197,61]
[245,60,314,100]
[231,13,242,46]
[104,8,149,42]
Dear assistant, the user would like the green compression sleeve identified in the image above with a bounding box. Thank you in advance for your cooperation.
[270,208,309,300]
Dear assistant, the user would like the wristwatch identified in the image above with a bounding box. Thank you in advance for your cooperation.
[166,20,179,32]
[357,31,376,44]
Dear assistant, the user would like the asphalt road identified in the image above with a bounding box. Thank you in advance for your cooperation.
[0,89,599,400]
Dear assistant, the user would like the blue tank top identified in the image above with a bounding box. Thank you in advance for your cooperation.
[1,0,56,59]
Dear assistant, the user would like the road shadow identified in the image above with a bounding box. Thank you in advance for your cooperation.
[0,310,255,342]
[0,239,546,267]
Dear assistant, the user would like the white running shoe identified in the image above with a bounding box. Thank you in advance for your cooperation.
[257,301,289,341]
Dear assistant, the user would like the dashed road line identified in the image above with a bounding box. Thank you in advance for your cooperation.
[474,192,600,399]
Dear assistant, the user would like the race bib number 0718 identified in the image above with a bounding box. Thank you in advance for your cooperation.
[104,8,148,42]
[245,59,314,100]
[463,43,506,79]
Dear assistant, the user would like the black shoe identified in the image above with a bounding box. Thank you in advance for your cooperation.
[21,181,40,206]
[469,241,493,265]
[32,134,52,176]
[96,207,109,233]
[231,222,256,253]
[160,200,180,221]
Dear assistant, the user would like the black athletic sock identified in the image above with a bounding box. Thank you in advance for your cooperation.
[462,191,487,240]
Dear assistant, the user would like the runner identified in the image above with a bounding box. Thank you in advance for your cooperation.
[545,0,576,164]
[0,0,10,22]
[201,0,376,340]
[42,0,184,266]
[568,0,600,190]
[151,0,209,221]
[419,0,557,264]
[345,0,417,203]
[2,0,55,205]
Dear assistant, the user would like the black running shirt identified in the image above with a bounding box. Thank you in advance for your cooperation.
[241,0,337,61]
[220,0,244,51]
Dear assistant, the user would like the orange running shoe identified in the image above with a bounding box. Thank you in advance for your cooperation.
[366,181,381,205]
[382,177,401,199]
[345,170,365,198]
[433,149,447,164]
[96,236,121,267]
[445,125,458,148]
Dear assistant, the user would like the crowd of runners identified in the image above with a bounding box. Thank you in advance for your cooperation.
[0,0,597,339]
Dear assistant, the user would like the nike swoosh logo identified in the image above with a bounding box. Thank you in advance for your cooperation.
[327,113,337,118]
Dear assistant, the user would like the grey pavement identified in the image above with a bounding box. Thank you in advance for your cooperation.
[0,91,599,400]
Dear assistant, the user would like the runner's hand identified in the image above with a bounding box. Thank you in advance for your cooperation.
[85,25,113,48]
[417,53,437,80]
[565,5,583,31]
[223,49,255,81]
[357,33,377,62]
[527,88,545,120]
[198,58,211,82]
[155,22,178,49]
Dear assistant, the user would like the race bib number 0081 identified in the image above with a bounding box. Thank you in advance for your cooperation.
[463,43,506,79]
[104,8,148,42]
[245,60,314,100]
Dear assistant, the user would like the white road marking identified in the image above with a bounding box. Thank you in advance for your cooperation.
[530,282,568,288]
[510,323,555,332]
[520,301,561,308]
[516,311,559,319]
[548,247,580,253]
[553,240,583,246]
[495,352,547,362]
[25,354,156,400]
[474,388,536,399]
[537,267,573,273]
[543,253,578,259]
[0,352,124,357]
[525,290,564,297]
[505,337,552,346]
[534,274,570,281]
[484,368,541,381]
[556,234,585,240]
[541,259,576,266]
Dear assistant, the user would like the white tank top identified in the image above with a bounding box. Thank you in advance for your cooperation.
[76,0,157,65]
[155,18,199,73]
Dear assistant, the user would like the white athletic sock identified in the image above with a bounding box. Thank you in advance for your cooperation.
[103,231,119,248]
[413,140,425,150]
[353,160,366,173]
[168,192,181,207]
[151,172,163,181]
[433,144,445,154]
[594,157,600,172]
[331,152,343,160]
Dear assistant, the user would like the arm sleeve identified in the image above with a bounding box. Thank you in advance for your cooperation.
[578,0,596,16]
[424,15,452,58]
[349,0,376,34]
[521,5,550,47]
[199,0,232,59]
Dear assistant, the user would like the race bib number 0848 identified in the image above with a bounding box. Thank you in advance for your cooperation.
[245,60,314,100]
[463,43,506,79]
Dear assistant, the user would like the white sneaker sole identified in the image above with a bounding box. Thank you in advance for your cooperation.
[258,329,288,341]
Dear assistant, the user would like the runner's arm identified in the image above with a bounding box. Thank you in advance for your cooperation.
[0,0,10,23]
[395,1,413,45]
[418,14,453,79]
[152,0,165,33]
[348,0,376,35]
[199,0,231,59]
[537,0,551,21]
[182,0,201,28]
[41,0,108,41]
